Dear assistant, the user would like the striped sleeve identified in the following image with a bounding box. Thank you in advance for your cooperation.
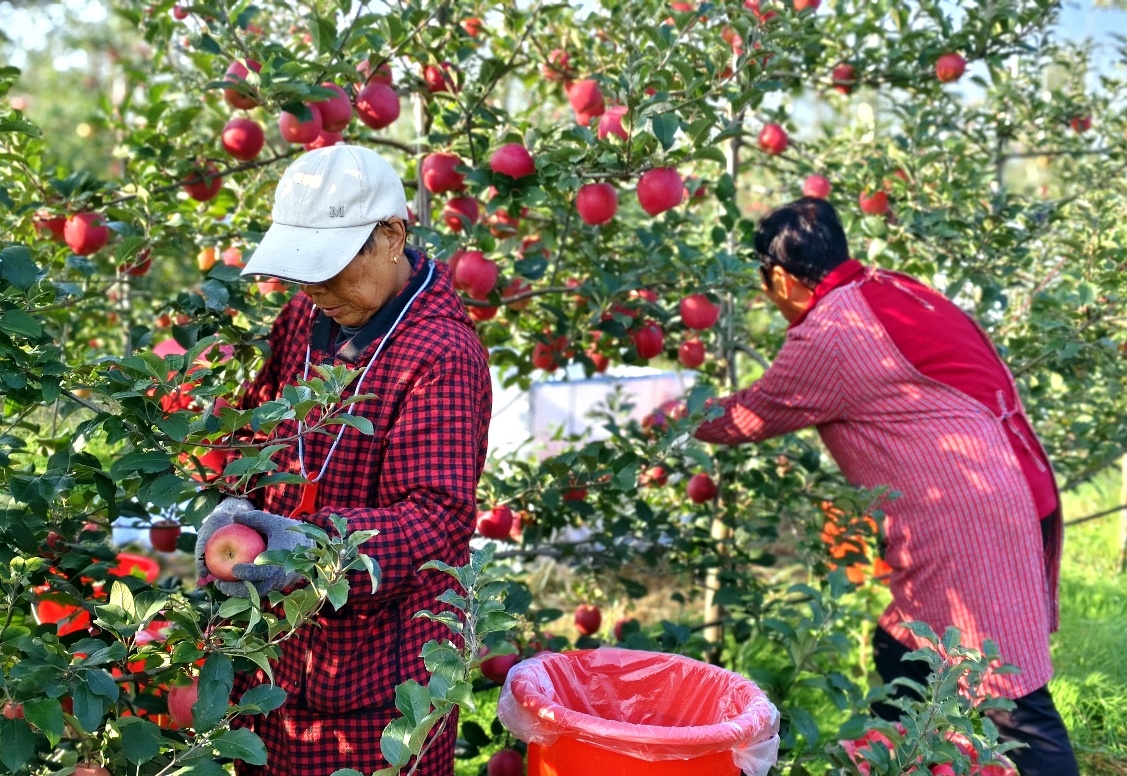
[695,320,847,445]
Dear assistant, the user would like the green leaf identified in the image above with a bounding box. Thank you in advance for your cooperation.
[22,697,65,746]
[462,720,491,747]
[239,684,287,715]
[194,653,235,731]
[85,668,120,701]
[651,113,680,151]
[0,246,38,291]
[0,309,42,338]
[117,716,163,763]
[395,680,432,727]
[214,727,268,765]
[0,718,35,773]
[789,706,820,748]
[71,682,106,732]
[110,451,173,480]
[109,580,136,618]
[327,579,349,611]
[381,716,414,767]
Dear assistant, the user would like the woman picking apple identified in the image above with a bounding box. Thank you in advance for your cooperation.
[193,145,492,776]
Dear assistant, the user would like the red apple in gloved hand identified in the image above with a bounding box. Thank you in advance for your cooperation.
[204,523,266,582]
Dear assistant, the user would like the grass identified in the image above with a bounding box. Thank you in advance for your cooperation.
[1053,467,1127,774]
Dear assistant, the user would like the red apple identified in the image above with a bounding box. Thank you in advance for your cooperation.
[480,650,519,684]
[687,472,718,503]
[935,52,966,83]
[758,123,788,155]
[490,143,536,179]
[279,104,323,144]
[567,79,605,115]
[120,248,152,277]
[172,5,188,19]
[477,506,514,540]
[73,764,111,776]
[423,61,458,93]
[679,338,706,368]
[358,58,393,86]
[614,617,637,641]
[442,196,480,232]
[2,701,23,719]
[223,59,262,110]
[832,63,856,94]
[631,321,665,359]
[503,277,532,311]
[461,17,484,36]
[64,212,110,255]
[640,465,668,488]
[355,82,400,130]
[930,765,957,776]
[167,676,198,729]
[468,304,496,320]
[221,246,243,267]
[487,749,524,776]
[542,49,570,81]
[531,341,561,372]
[576,183,618,225]
[453,251,498,299]
[421,153,466,194]
[182,164,223,202]
[221,117,265,161]
[859,189,890,216]
[204,523,266,583]
[257,278,287,295]
[563,487,587,502]
[803,174,832,199]
[793,0,819,10]
[680,294,720,330]
[314,83,353,132]
[303,129,344,150]
[33,212,67,242]
[637,167,683,216]
[150,521,182,552]
[597,106,628,141]
[587,348,609,373]
[574,604,602,636]
[1069,115,1091,133]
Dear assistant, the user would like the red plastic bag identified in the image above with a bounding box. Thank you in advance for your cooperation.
[498,648,779,775]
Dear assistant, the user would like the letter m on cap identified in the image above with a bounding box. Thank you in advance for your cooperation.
[329,206,345,218]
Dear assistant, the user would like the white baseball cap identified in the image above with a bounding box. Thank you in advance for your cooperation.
[240,144,409,283]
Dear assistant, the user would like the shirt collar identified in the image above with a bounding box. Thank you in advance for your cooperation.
[788,259,865,329]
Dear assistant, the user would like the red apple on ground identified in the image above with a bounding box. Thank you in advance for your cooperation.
[2,701,23,719]
[679,338,706,368]
[64,212,110,255]
[421,153,466,194]
[480,650,519,684]
[150,521,182,552]
[314,83,353,132]
[167,676,198,729]
[803,174,832,199]
[221,118,265,161]
[73,764,111,776]
[832,63,856,94]
[680,294,720,330]
[33,212,67,242]
[935,52,966,83]
[576,183,618,225]
[355,82,400,130]
[574,604,602,636]
[182,164,222,202]
[223,59,262,109]
[442,196,480,232]
[279,104,323,144]
[597,106,628,141]
[487,749,524,776]
[687,472,718,503]
[490,143,536,179]
[637,167,683,216]
[204,523,266,583]
[859,189,890,216]
[758,123,788,155]
[631,321,665,359]
[477,506,514,540]
[453,251,498,299]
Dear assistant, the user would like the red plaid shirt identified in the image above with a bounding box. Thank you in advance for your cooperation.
[231,257,491,775]
[696,261,1061,699]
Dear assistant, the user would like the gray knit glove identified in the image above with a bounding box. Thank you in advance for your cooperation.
[194,497,255,597]
[226,509,316,595]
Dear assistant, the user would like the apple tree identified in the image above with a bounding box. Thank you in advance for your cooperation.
[1,0,1125,774]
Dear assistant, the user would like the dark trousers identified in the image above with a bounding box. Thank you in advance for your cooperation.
[871,626,1080,776]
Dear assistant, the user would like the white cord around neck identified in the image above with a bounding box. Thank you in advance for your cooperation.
[296,260,435,483]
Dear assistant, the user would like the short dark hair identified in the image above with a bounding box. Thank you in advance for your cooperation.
[753,197,850,289]
[357,219,403,256]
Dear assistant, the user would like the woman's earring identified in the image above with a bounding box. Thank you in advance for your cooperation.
[392,253,399,264]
